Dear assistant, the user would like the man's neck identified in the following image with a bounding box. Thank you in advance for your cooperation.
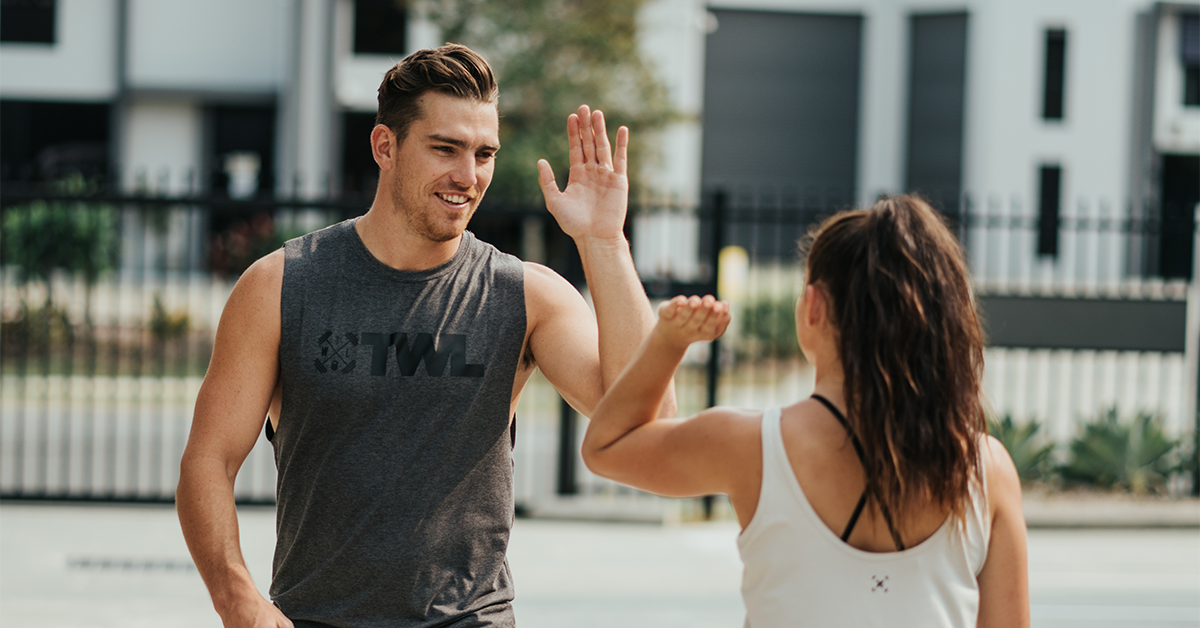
[354,207,463,271]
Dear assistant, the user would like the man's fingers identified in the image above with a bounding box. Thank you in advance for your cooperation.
[593,110,612,169]
[614,126,629,176]
[577,104,595,164]
[566,114,583,167]
[537,159,561,202]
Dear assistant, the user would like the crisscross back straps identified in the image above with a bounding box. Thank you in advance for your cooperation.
[810,394,906,551]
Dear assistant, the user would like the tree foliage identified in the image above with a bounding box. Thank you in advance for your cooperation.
[415,0,676,203]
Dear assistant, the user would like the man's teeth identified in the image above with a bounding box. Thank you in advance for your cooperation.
[439,193,469,204]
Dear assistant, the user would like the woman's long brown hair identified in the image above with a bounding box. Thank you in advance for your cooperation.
[802,195,986,527]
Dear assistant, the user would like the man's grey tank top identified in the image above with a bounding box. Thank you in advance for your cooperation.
[274,219,526,627]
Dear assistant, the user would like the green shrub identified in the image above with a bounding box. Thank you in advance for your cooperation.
[987,415,1055,484]
[1060,407,1182,494]
[148,295,190,342]
[1,180,118,283]
[740,296,800,359]
[0,302,73,352]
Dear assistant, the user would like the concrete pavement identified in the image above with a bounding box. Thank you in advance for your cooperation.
[0,502,1197,627]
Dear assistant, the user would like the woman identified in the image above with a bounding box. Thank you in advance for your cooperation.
[583,196,1028,627]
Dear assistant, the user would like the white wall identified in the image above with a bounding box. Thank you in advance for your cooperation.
[125,0,288,94]
[333,0,440,112]
[0,0,118,100]
[964,0,1145,209]
[639,0,1155,207]
[637,0,708,205]
[120,97,202,194]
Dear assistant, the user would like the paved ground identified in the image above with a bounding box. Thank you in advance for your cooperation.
[0,502,1197,628]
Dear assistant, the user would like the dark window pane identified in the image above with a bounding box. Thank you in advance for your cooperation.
[1037,165,1061,257]
[0,100,110,183]
[354,0,407,55]
[208,106,276,197]
[1180,13,1199,64]
[905,12,969,216]
[1185,64,1200,107]
[341,112,378,197]
[0,0,55,44]
[1043,29,1066,120]
[1159,154,1199,279]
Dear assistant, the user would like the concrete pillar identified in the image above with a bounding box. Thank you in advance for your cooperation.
[279,0,336,200]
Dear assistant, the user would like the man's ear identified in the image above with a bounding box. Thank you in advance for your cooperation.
[371,124,397,170]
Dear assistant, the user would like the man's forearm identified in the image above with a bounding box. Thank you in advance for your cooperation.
[177,457,265,617]
[575,234,677,416]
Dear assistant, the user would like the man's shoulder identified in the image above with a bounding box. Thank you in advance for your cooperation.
[521,261,587,322]
[284,218,356,259]
[238,249,285,295]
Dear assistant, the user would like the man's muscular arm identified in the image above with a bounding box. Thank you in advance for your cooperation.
[529,105,675,417]
[177,251,293,628]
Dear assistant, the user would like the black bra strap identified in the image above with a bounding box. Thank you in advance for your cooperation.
[841,493,867,543]
[810,394,906,551]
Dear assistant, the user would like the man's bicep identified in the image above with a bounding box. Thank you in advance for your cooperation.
[524,263,604,416]
[184,252,284,475]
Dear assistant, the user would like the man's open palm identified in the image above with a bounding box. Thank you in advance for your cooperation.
[538,105,630,241]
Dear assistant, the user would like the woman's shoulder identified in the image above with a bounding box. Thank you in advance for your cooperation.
[980,434,1023,524]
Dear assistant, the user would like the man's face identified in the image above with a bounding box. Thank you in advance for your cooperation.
[387,91,500,243]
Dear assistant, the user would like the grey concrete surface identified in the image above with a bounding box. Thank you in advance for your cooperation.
[1023,494,1200,528]
[0,502,1197,627]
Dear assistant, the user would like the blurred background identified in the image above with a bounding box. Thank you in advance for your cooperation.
[0,0,1197,525]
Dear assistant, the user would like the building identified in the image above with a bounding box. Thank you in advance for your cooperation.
[2,0,1196,279]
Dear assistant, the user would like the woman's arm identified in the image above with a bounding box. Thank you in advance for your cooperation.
[976,436,1031,628]
[582,295,750,497]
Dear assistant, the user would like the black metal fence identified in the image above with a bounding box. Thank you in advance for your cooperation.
[1,184,1196,503]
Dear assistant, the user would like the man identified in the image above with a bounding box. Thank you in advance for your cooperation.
[177,44,672,627]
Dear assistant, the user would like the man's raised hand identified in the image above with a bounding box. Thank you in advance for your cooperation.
[655,295,731,349]
[537,105,629,241]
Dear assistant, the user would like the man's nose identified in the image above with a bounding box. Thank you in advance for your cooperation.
[448,155,477,188]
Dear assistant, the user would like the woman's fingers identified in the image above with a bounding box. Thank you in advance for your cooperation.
[657,295,729,341]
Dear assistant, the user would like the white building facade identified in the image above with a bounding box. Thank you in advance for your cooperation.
[2,0,1196,281]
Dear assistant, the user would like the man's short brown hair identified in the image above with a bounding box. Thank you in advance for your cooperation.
[376,43,499,142]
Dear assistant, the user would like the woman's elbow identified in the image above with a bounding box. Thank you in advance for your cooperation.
[580,445,619,480]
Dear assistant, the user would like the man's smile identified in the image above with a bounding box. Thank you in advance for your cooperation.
[436,192,471,207]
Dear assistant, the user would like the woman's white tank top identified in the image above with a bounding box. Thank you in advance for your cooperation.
[737,407,990,628]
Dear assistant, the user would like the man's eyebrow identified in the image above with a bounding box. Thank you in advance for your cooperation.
[428,134,467,148]
[428,134,499,152]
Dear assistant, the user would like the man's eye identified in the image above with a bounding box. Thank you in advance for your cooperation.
[478,152,495,161]
[434,146,454,153]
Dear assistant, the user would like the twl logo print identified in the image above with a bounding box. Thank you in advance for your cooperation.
[315,331,358,374]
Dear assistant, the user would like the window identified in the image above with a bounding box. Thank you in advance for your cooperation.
[905,12,969,215]
[1042,29,1066,120]
[341,112,379,198]
[1037,165,1061,257]
[0,100,110,183]
[207,106,276,198]
[1182,13,1199,107]
[1159,155,1199,279]
[354,0,407,55]
[0,0,55,44]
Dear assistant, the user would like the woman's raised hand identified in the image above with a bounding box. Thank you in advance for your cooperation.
[655,295,730,348]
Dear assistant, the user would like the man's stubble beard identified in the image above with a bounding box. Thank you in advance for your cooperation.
[389,176,479,244]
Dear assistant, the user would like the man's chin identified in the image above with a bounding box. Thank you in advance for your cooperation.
[425,217,473,243]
